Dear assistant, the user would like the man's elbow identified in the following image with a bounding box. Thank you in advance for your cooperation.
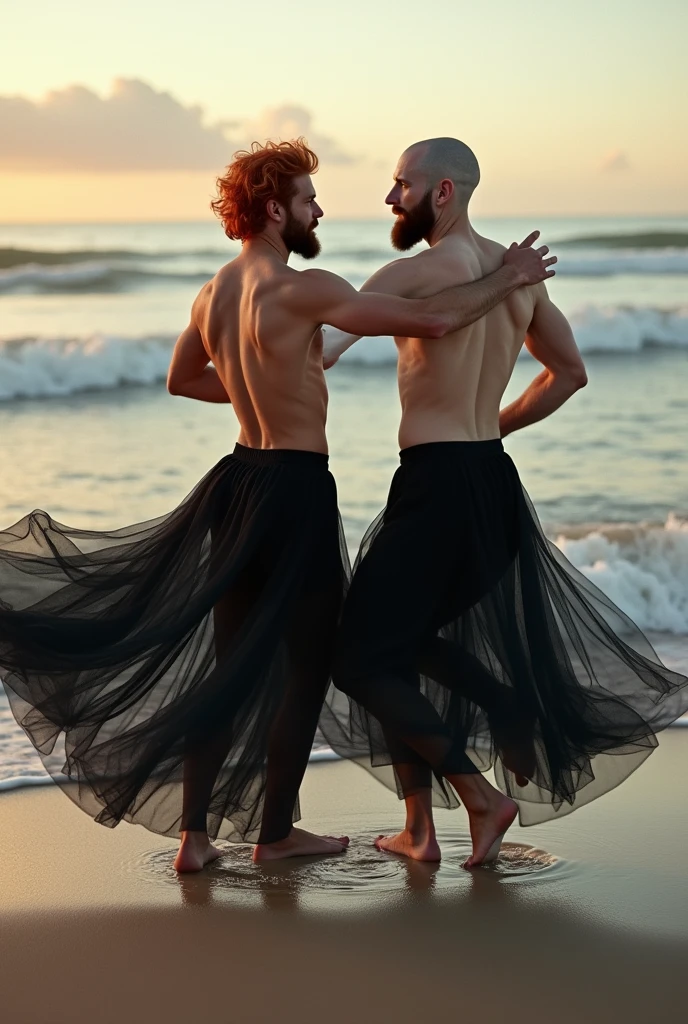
[570,365,588,391]
[561,364,588,395]
[421,314,447,339]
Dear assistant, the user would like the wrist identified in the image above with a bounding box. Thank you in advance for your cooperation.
[500,263,525,287]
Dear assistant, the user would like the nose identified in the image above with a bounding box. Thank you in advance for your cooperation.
[385,189,396,206]
[314,203,324,219]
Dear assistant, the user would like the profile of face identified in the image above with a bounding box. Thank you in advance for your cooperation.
[281,174,323,259]
[385,152,437,251]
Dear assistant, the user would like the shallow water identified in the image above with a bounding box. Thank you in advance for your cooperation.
[122,830,564,901]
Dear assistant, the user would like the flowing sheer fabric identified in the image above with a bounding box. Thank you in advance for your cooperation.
[0,446,349,842]
[321,441,688,824]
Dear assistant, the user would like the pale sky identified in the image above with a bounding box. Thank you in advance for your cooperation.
[1,0,686,221]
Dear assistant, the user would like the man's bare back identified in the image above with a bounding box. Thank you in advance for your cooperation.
[385,234,538,447]
[191,253,330,453]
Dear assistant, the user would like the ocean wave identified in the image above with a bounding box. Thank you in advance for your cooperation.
[1,304,687,398]
[0,246,227,270]
[0,334,175,399]
[559,252,688,275]
[569,305,688,353]
[556,515,688,634]
[337,306,688,365]
[0,261,213,293]
[556,231,688,249]
[2,244,688,296]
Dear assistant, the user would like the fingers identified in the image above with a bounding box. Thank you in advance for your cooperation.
[537,245,549,256]
[518,230,540,248]
[544,256,557,267]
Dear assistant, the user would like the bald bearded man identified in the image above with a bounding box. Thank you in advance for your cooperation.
[321,138,688,869]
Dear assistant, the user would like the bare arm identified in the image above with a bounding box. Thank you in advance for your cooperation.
[499,287,587,437]
[320,232,556,366]
[167,318,231,404]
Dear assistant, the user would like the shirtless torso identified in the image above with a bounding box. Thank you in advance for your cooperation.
[323,228,584,447]
[186,253,330,453]
[391,234,536,447]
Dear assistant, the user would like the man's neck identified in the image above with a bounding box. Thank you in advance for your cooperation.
[243,232,290,263]
[426,206,473,248]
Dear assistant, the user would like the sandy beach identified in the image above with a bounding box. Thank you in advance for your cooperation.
[1,730,686,1024]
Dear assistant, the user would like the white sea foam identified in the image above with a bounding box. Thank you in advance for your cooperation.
[1,304,687,398]
[337,306,688,366]
[569,305,688,352]
[555,515,688,634]
[0,334,175,399]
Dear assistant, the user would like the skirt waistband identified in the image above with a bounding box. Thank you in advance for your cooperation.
[399,439,504,465]
[232,443,329,469]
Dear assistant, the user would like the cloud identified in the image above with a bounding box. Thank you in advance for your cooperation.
[600,149,630,173]
[244,105,355,165]
[0,80,355,172]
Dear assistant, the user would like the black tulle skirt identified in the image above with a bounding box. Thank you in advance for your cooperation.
[0,445,349,841]
[321,440,688,824]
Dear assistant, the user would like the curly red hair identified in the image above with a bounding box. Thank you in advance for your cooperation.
[211,138,319,241]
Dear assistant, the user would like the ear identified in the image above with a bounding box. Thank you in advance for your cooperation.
[266,199,284,224]
[436,178,455,205]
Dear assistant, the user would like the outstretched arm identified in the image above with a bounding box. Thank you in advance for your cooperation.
[320,231,556,366]
[499,286,587,437]
[167,310,231,404]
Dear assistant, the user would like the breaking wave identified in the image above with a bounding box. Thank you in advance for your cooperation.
[1,304,688,398]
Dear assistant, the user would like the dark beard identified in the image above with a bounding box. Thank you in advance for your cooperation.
[283,212,321,259]
[391,190,435,251]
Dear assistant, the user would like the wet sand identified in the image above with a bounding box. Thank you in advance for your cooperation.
[1,731,687,1024]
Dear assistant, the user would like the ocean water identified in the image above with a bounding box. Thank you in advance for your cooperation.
[1,215,687,786]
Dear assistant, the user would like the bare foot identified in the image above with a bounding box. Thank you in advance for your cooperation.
[252,827,350,863]
[463,792,518,869]
[374,829,441,862]
[174,831,225,873]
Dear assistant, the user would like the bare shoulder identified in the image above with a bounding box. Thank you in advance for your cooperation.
[190,280,213,322]
[359,254,418,294]
[285,267,351,300]
[411,240,483,290]
[471,233,507,268]
[529,280,550,308]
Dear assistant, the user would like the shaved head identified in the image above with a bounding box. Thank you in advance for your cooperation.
[387,137,481,249]
[403,137,480,205]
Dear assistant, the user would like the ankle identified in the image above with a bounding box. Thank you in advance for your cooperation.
[448,775,496,814]
[404,813,436,838]
[180,830,209,845]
